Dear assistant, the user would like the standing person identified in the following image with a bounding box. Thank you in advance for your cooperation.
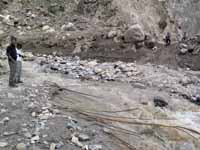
[6,36,17,87]
[15,43,24,83]
[182,32,187,42]
[164,32,171,47]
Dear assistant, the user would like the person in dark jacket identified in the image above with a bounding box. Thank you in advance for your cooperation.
[6,36,17,87]
[164,32,171,47]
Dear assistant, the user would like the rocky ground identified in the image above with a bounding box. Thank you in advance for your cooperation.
[1,54,200,150]
[1,0,200,150]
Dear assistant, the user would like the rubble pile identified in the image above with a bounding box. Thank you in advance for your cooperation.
[38,55,141,82]
[179,35,200,55]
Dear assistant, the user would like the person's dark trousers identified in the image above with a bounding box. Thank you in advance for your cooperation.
[16,61,22,83]
[8,60,17,86]
[165,39,171,47]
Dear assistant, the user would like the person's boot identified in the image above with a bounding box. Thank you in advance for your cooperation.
[17,81,23,83]
[9,82,18,88]
[16,80,23,84]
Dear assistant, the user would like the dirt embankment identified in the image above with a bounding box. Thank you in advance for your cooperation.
[0,0,200,70]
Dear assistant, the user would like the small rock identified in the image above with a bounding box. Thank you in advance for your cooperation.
[31,135,40,144]
[16,143,26,150]
[56,142,64,149]
[88,144,102,150]
[191,95,200,105]
[0,30,4,35]
[107,30,117,38]
[0,141,8,147]
[0,117,10,124]
[32,112,36,117]
[61,22,75,31]
[50,143,56,150]
[71,135,84,148]
[42,25,51,31]
[3,131,16,136]
[179,43,188,49]
[153,96,168,108]
[180,48,188,54]
[103,128,111,134]
[78,133,90,141]
[24,132,32,138]
[124,24,145,43]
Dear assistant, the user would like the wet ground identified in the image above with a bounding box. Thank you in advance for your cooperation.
[0,58,200,149]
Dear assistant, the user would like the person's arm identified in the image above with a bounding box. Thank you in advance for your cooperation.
[8,55,16,62]
[18,49,24,58]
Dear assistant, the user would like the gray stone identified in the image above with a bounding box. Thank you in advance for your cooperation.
[78,133,90,141]
[55,142,64,149]
[124,24,145,43]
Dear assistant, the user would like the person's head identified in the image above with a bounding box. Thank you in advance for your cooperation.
[16,43,22,49]
[10,36,17,45]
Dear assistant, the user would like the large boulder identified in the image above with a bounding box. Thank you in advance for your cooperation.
[124,24,145,43]
[144,34,156,49]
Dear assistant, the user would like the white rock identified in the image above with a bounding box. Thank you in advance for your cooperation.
[42,25,51,31]
[61,22,75,31]
[1,117,10,123]
[71,135,83,148]
[107,30,117,38]
[180,48,188,54]
[32,112,36,117]
[0,141,8,147]
[0,30,4,35]
[88,145,102,150]
[16,143,26,150]
[50,143,56,150]
[24,132,32,138]
[3,131,16,136]
[31,135,40,144]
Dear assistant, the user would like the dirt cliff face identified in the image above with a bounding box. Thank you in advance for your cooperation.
[1,0,200,71]
[168,0,200,35]
[0,0,198,39]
